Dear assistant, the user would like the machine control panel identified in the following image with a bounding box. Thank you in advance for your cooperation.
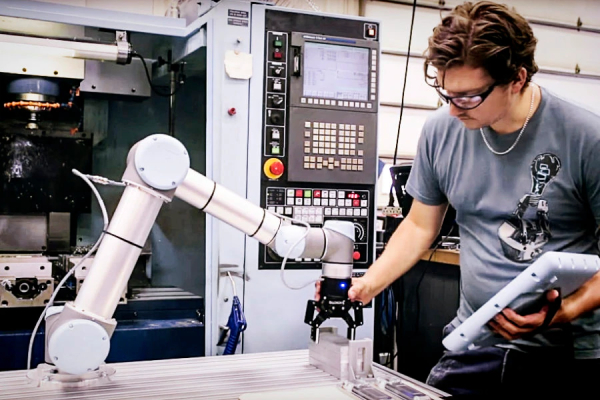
[259,10,379,270]
[300,120,367,172]
[262,186,371,267]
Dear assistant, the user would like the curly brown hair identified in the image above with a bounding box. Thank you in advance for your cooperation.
[425,1,538,89]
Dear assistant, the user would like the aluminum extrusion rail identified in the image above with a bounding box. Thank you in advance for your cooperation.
[0,350,450,399]
[0,351,339,400]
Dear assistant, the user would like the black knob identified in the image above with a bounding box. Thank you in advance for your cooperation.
[270,113,282,124]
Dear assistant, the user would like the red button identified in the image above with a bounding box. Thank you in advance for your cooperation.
[295,189,303,197]
[353,251,361,261]
[352,200,360,207]
[274,51,282,59]
[314,190,321,198]
[269,160,284,176]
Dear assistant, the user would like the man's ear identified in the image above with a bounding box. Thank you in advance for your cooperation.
[512,67,528,93]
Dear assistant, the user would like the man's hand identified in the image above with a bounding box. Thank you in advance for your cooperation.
[488,289,564,340]
[314,277,375,304]
[348,277,376,304]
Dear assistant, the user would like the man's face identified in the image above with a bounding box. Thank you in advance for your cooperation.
[436,65,512,129]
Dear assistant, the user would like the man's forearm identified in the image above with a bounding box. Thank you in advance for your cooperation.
[558,271,600,323]
[363,217,439,295]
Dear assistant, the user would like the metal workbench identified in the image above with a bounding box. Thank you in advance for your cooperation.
[0,350,448,400]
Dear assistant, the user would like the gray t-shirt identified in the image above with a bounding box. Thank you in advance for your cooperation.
[406,86,600,359]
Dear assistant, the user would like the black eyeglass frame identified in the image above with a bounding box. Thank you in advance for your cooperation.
[433,81,498,110]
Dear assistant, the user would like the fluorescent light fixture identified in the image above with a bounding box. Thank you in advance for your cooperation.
[0,33,131,64]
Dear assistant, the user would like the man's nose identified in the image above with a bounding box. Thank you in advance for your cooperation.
[448,103,462,117]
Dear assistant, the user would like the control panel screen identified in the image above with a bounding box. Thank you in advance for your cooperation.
[303,42,369,101]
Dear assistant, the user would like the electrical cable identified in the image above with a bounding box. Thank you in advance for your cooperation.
[414,223,457,335]
[26,169,111,371]
[227,271,237,298]
[83,174,127,187]
[379,286,396,366]
[379,0,419,368]
[383,224,456,369]
[380,286,395,337]
[384,277,404,368]
[388,0,418,208]
[276,214,317,290]
[132,52,185,97]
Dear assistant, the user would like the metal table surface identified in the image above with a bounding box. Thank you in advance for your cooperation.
[0,350,339,400]
[0,350,448,400]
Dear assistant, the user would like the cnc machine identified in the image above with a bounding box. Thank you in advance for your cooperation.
[0,1,451,399]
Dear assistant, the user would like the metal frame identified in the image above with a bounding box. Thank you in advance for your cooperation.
[0,0,188,37]
[199,0,254,357]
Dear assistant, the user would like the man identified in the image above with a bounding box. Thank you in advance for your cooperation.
[319,1,600,398]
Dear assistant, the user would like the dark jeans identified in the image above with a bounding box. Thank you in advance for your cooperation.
[426,324,600,399]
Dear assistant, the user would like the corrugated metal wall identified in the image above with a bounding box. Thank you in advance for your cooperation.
[368,0,600,158]
[364,0,600,208]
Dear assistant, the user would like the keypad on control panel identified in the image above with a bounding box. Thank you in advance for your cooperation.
[265,187,370,264]
[266,187,369,225]
[300,97,373,110]
[370,49,377,101]
[302,121,366,171]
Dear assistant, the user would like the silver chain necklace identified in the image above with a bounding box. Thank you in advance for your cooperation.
[479,85,536,156]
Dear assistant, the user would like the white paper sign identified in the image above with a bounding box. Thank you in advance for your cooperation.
[224,50,252,80]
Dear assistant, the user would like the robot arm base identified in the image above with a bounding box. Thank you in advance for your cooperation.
[45,303,117,375]
[26,363,116,388]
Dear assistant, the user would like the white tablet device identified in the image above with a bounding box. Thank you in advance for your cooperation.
[442,251,600,352]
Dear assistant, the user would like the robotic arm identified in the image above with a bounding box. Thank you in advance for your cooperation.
[43,134,362,375]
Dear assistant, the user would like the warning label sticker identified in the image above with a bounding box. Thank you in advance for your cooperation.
[228,9,249,19]
[227,18,249,27]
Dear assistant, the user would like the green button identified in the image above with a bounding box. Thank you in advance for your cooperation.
[304,190,312,198]
[274,40,283,47]
[271,146,280,155]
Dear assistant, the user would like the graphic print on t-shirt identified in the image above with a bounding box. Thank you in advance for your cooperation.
[498,153,562,262]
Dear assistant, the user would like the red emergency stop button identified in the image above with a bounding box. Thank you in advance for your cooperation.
[263,158,285,179]
[269,160,284,176]
[353,251,361,261]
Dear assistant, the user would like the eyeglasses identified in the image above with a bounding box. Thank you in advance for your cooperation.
[433,81,498,110]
